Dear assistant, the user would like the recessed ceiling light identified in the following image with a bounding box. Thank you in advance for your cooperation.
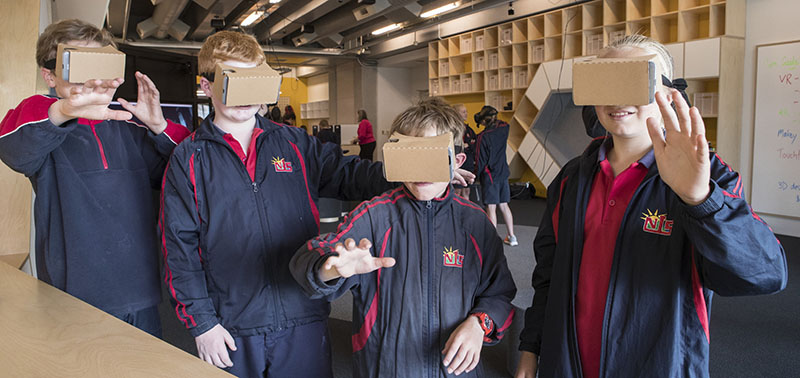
[372,23,400,35]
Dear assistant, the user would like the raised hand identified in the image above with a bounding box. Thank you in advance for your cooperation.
[118,71,168,134]
[49,78,132,126]
[452,168,476,187]
[195,324,237,368]
[646,89,711,206]
[442,316,485,375]
[319,238,395,281]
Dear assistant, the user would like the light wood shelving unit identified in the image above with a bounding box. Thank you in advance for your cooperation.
[429,0,744,183]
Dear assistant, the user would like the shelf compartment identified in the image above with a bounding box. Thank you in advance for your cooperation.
[448,36,461,56]
[709,3,725,37]
[513,20,528,43]
[487,49,499,70]
[514,97,538,129]
[428,42,438,61]
[678,0,710,10]
[513,43,528,66]
[604,0,627,25]
[438,40,448,59]
[429,79,440,96]
[449,55,472,75]
[460,33,474,54]
[564,32,583,59]
[513,66,530,88]
[428,60,438,78]
[499,46,513,68]
[627,0,651,19]
[474,31,485,51]
[652,13,679,43]
[604,23,627,45]
[678,6,710,41]
[653,0,679,15]
[485,26,499,49]
[545,36,563,61]
[440,77,450,95]
[486,70,499,91]
[473,52,486,72]
[582,0,603,29]
[545,11,563,36]
[529,40,545,63]
[627,18,652,37]
[439,59,450,77]
[472,72,485,92]
[500,68,513,90]
[528,64,540,86]
[528,15,545,40]
[583,29,604,56]
[563,6,583,33]
[486,90,513,111]
[499,23,513,46]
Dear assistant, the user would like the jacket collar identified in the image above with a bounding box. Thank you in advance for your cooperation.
[401,184,455,214]
[194,113,282,142]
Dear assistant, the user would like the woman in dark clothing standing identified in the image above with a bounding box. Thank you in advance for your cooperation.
[355,109,376,160]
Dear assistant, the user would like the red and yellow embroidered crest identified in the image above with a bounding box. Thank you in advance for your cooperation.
[271,157,293,172]
[443,246,464,268]
[641,209,673,236]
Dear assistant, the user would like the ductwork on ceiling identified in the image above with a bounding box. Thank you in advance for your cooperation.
[137,0,192,41]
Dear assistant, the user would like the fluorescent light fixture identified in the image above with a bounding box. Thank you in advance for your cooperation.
[372,23,400,35]
[420,2,459,18]
[269,0,281,3]
[241,10,265,26]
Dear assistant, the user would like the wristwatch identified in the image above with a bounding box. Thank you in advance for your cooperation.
[471,312,493,337]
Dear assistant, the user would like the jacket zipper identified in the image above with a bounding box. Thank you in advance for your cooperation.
[426,200,434,378]
[90,124,109,169]
[596,177,654,378]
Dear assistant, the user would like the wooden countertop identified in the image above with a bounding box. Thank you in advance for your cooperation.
[0,261,232,377]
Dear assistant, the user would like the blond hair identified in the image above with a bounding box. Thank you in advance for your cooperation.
[600,34,674,81]
[36,19,115,67]
[390,97,464,149]
[198,31,266,77]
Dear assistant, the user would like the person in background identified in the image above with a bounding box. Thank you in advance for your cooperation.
[0,19,190,337]
[453,103,477,201]
[283,104,297,126]
[474,106,518,246]
[514,35,787,378]
[270,106,282,124]
[317,119,337,144]
[355,109,376,160]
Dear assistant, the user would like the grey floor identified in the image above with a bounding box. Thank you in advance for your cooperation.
[158,196,800,377]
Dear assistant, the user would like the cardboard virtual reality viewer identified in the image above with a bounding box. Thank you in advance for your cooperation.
[211,63,283,106]
[382,132,455,183]
[572,55,662,106]
[56,44,126,83]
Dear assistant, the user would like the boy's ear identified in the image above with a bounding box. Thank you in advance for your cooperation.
[199,77,214,98]
[454,152,467,169]
[40,67,57,89]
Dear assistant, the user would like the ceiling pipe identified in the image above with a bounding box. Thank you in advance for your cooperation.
[137,0,192,40]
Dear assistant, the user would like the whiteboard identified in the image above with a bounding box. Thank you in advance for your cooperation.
[752,40,800,218]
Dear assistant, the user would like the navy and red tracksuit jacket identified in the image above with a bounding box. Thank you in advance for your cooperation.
[520,137,788,377]
[159,114,393,337]
[0,94,190,315]
[291,186,517,378]
[475,121,510,187]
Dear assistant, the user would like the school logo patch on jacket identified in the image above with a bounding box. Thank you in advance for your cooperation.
[271,157,292,172]
[641,209,673,236]
[443,246,464,268]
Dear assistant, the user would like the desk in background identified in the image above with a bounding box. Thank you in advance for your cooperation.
[0,261,233,377]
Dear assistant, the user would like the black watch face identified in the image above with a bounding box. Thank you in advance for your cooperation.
[483,316,492,329]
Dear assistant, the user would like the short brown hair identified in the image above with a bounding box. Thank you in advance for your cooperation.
[36,19,115,68]
[198,31,266,77]
[390,97,464,149]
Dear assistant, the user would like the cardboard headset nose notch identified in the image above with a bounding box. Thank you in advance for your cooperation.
[382,132,455,183]
[211,62,283,107]
[572,54,662,106]
[55,43,126,83]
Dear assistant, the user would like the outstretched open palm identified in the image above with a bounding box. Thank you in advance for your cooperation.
[58,78,132,121]
[646,89,711,206]
[324,238,396,279]
[118,71,168,133]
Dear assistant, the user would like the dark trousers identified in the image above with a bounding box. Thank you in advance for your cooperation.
[359,141,376,160]
[110,305,162,338]
[226,319,333,378]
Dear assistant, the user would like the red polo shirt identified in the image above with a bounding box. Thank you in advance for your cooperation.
[222,128,263,181]
[576,140,653,378]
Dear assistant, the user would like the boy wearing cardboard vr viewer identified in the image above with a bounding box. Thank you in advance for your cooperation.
[291,98,517,378]
[158,31,399,377]
[515,35,787,378]
[0,19,190,336]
